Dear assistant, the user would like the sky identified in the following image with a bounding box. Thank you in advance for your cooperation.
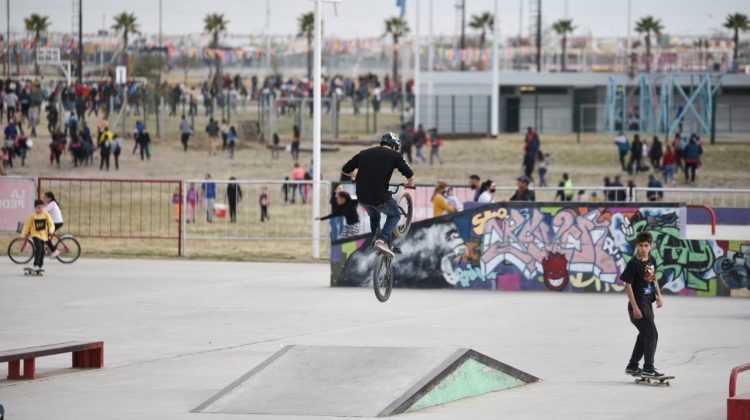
[5,0,749,39]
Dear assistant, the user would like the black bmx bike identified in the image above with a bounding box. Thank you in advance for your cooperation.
[372,184,414,302]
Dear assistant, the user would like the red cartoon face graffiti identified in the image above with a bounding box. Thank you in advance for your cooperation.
[543,252,569,291]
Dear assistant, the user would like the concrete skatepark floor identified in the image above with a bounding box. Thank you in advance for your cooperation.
[0,258,748,420]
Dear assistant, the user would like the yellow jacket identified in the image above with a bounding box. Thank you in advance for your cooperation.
[22,211,55,241]
[432,194,455,217]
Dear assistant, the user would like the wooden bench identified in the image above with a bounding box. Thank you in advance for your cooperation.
[0,341,104,380]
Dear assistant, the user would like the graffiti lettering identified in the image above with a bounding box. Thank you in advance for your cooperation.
[551,209,620,283]
[471,207,509,235]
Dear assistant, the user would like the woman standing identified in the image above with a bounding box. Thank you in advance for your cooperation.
[43,191,64,258]
[317,191,361,239]
[431,181,456,217]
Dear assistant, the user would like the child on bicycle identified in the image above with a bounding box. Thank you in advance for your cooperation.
[20,199,56,271]
[43,191,63,258]
[341,132,415,257]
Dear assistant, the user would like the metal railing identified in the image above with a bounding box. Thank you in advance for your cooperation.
[37,177,183,254]
[181,179,330,257]
[632,188,750,208]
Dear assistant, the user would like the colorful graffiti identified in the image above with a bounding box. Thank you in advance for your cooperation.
[330,202,750,297]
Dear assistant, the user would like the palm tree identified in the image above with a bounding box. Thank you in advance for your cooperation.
[297,12,314,79]
[383,17,410,84]
[724,13,749,69]
[204,13,229,82]
[552,19,575,72]
[23,13,50,76]
[635,16,663,73]
[112,12,139,74]
[469,12,494,50]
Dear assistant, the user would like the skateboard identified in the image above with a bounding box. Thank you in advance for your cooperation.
[23,267,44,276]
[632,373,674,386]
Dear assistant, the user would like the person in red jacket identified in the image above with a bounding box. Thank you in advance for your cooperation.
[661,145,676,185]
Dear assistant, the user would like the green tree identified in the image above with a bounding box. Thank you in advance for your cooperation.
[724,13,749,68]
[297,12,314,79]
[384,17,410,84]
[552,19,575,72]
[23,13,51,76]
[204,13,229,82]
[112,12,139,75]
[635,16,663,73]
[469,12,494,50]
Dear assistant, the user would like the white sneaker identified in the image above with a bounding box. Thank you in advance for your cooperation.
[51,250,59,258]
[373,240,394,257]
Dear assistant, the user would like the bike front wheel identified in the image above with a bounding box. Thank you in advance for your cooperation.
[392,191,413,238]
[55,236,81,264]
[373,253,393,302]
[8,237,34,264]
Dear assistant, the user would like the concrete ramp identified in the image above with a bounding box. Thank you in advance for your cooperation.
[193,345,538,417]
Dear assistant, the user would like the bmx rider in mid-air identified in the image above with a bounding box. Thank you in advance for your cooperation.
[341,132,415,257]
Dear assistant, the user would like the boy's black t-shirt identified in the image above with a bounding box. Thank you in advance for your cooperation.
[341,146,414,206]
[620,256,657,306]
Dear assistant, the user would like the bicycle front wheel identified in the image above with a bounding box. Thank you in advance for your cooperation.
[55,236,81,264]
[392,191,413,238]
[8,237,34,264]
[373,253,393,302]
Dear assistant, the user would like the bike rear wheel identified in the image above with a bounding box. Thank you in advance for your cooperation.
[392,191,413,238]
[55,236,81,264]
[8,237,34,264]
[373,253,393,302]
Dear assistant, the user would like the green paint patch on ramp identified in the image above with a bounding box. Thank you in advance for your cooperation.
[408,358,526,411]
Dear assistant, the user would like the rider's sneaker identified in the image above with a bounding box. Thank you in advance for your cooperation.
[625,365,641,376]
[50,250,59,258]
[642,368,664,378]
[374,240,395,257]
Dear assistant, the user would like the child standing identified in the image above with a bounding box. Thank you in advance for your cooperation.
[259,186,270,222]
[538,152,551,187]
[20,199,55,272]
[172,188,181,221]
[621,231,665,378]
[186,183,198,223]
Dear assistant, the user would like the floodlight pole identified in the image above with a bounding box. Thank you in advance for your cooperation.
[312,0,323,258]
[413,0,420,131]
[77,0,82,84]
[490,0,499,137]
[427,0,433,129]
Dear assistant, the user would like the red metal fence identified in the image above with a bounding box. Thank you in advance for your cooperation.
[37,177,183,255]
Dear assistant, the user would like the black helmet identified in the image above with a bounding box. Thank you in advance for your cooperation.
[379,132,401,151]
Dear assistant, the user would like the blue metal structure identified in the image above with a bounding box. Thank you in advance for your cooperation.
[604,74,658,133]
[659,72,724,137]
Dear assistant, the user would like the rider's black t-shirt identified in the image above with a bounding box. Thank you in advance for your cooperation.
[342,146,413,206]
[620,255,657,306]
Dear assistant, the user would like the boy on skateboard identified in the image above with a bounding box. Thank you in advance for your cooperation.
[622,231,664,378]
[20,199,56,274]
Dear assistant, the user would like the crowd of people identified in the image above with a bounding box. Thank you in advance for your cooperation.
[614,131,704,185]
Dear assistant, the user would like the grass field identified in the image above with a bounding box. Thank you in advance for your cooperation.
[3,101,749,261]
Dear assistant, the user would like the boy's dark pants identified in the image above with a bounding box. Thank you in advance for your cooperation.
[628,302,658,370]
[32,237,45,267]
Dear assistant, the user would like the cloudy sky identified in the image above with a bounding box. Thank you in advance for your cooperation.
[6,0,748,39]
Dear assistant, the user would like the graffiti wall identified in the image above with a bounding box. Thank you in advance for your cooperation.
[330,202,750,298]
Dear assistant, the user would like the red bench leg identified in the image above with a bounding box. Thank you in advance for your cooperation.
[72,345,104,368]
[8,361,21,379]
[22,358,36,379]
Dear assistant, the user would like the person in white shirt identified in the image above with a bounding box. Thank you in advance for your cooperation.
[477,180,496,204]
[43,191,64,258]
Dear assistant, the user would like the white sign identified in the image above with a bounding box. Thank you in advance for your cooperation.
[116,66,127,84]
